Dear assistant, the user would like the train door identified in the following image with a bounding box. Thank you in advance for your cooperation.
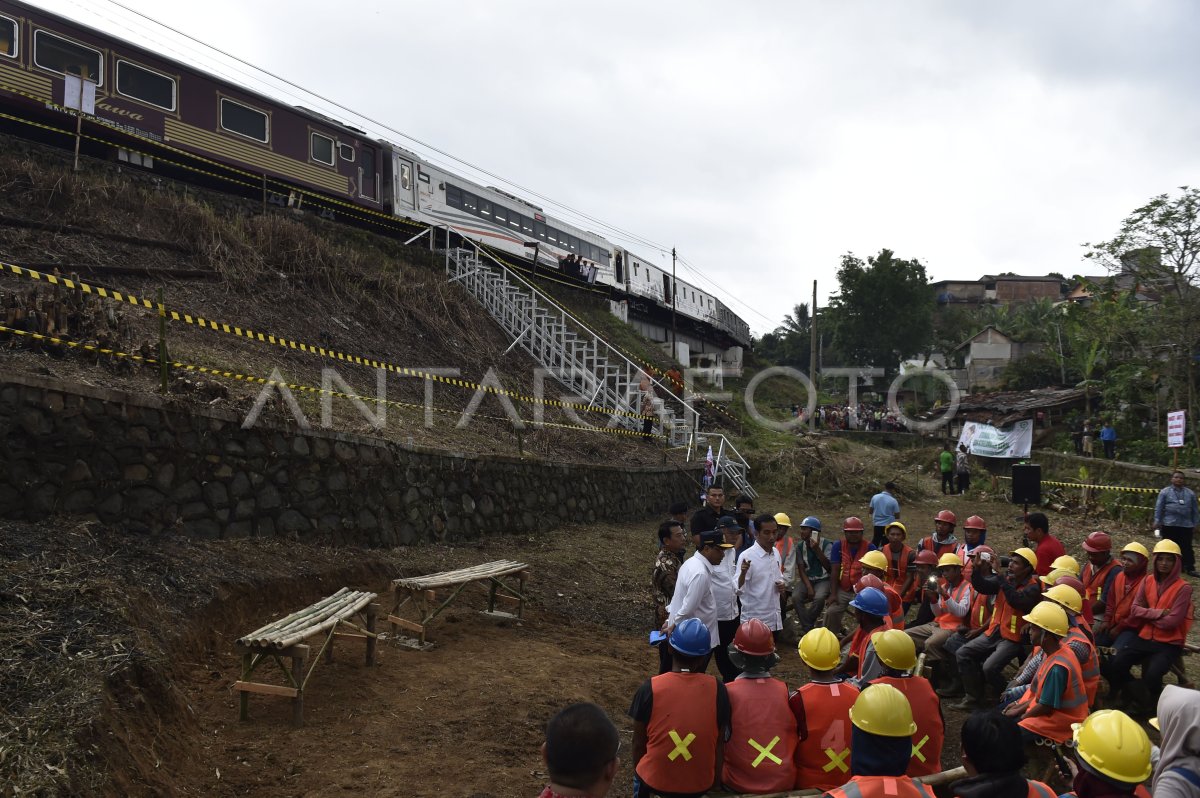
[393,155,415,213]
[662,274,672,303]
[359,145,378,201]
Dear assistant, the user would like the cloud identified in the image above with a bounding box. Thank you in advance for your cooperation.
[36,0,1200,335]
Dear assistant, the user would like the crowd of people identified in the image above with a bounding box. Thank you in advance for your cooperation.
[538,483,1200,798]
[791,403,909,432]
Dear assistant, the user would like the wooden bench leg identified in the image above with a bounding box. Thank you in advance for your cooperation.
[487,580,498,613]
[291,646,307,728]
[366,603,378,666]
[517,572,528,619]
[239,651,252,721]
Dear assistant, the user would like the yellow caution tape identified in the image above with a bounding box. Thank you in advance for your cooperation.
[0,325,664,440]
[997,474,1160,494]
[0,261,654,421]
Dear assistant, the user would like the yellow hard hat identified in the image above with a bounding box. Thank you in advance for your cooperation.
[885,521,908,537]
[1072,710,1153,784]
[871,629,918,671]
[861,550,889,572]
[1023,601,1069,637]
[774,512,792,527]
[1011,547,1038,569]
[1051,555,1081,576]
[937,553,963,569]
[1154,539,1183,557]
[849,684,917,737]
[798,628,841,671]
[1044,584,1083,615]
[1040,567,1071,587]
[1122,542,1150,559]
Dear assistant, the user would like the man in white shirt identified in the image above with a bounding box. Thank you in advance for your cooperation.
[736,514,784,639]
[711,516,744,682]
[664,529,733,673]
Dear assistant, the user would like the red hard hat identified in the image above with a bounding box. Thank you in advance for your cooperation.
[963,515,987,530]
[914,550,939,566]
[934,509,957,525]
[855,574,886,592]
[732,618,775,656]
[1082,532,1112,553]
[843,516,865,532]
[1055,575,1086,594]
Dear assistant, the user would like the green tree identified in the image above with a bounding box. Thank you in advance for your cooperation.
[825,249,933,374]
[1085,187,1200,444]
[756,303,811,370]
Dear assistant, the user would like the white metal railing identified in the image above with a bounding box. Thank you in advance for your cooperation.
[441,247,677,439]
[687,432,755,498]
[446,234,700,439]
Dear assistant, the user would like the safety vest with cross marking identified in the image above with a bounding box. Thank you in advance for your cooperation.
[869,675,944,777]
[791,679,861,791]
[636,671,721,794]
[722,677,798,793]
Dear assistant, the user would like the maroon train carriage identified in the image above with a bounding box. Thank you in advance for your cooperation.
[0,0,394,222]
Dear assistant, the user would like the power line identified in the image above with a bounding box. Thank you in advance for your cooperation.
[51,0,765,332]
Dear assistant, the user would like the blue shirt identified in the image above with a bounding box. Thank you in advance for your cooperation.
[1100,425,1117,442]
[869,492,900,527]
[1156,485,1199,528]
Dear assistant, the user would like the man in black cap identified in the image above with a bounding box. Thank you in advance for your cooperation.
[663,528,733,673]
[712,516,744,682]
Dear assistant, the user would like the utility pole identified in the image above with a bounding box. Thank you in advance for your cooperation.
[810,280,819,429]
[671,247,677,360]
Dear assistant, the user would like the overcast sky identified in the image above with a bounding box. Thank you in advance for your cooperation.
[32,0,1200,335]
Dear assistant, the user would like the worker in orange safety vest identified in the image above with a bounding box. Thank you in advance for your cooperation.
[721,619,797,794]
[791,627,861,791]
[821,684,934,798]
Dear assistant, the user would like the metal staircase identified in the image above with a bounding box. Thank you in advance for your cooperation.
[443,245,698,445]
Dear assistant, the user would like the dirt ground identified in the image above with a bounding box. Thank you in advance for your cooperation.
[3,449,1184,797]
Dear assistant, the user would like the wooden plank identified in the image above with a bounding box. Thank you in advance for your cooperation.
[234,681,299,698]
[388,615,425,634]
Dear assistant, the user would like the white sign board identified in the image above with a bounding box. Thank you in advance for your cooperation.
[63,74,96,115]
[957,419,1034,459]
[1168,410,1187,448]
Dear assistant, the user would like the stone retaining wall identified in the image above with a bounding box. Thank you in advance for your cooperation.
[0,374,702,546]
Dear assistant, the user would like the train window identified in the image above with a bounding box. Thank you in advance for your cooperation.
[115,60,176,111]
[34,31,103,84]
[493,205,507,224]
[337,143,355,162]
[399,162,412,190]
[534,221,546,240]
[479,200,491,218]
[567,236,578,253]
[0,17,16,58]
[547,229,558,244]
[418,171,429,183]
[462,191,477,213]
[219,98,268,143]
[521,216,533,234]
[509,213,520,230]
[446,184,462,208]
[633,264,639,277]
[310,132,334,165]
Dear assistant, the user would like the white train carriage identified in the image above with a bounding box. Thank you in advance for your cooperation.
[388,146,613,284]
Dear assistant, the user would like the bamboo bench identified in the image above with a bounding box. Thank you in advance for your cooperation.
[387,559,530,647]
[234,587,379,726]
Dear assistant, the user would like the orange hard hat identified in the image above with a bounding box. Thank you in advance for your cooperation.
[732,618,776,656]
[914,550,939,566]
[855,574,886,592]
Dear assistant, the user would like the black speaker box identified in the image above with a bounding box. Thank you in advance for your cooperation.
[1011,463,1042,505]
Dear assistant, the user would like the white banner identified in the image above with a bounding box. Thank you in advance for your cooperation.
[1168,409,1186,448]
[957,419,1034,459]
